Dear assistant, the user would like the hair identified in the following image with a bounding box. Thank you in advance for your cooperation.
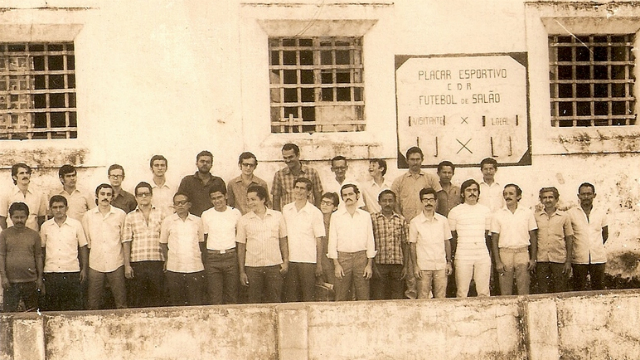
[460,179,480,202]
[9,202,29,217]
[49,195,68,208]
[11,163,31,185]
[378,189,396,202]
[173,191,190,202]
[578,182,595,193]
[340,184,360,198]
[149,155,168,168]
[480,157,498,170]
[238,152,258,166]
[108,164,125,176]
[504,183,522,197]
[437,160,455,173]
[95,183,113,197]
[294,177,313,192]
[405,146,424,160]
[419,187,438,200]
[135,182,153,196]
[539,187,559,199]
[331,155,347,166]
[208,184,227,196]
[247,184,268,201]
[322,192,340,207]
[370,158,387,176]
[196,150,213,161]
[282,143,300,156]
[58,164,76,178]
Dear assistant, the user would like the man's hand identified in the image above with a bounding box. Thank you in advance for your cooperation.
[334,263,344,279]
[37,278,45,295]
[445,262,453,276]
[527,259,537,271]
[79,269,87,284]
[315,263,323,278]
[495,260,505,275]
[401,265,409,280]
[124,265,134,279]
[0,276,9,290]
[563,261,572,275]
[414,267,422,279]
[363,264,373,280]
[280,262,289,275]
[240,271,249,286]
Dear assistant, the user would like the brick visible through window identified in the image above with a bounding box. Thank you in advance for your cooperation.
[269,37,365,133]
[549,35,636,127]
[0,43,76,140]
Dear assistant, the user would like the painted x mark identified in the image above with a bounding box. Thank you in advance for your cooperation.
[456,138,472,154]
[460,117,468,124]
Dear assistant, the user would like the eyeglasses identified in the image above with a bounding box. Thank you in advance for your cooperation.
[109,174,124,179]
[174,200,189,206]
[136,192,151,197]
[241,163,256,168]
[321,200,336,206]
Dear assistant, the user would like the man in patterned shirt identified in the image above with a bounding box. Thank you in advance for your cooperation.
[272,143,323,211]
[122,182,165,308]
[370,189,408,300]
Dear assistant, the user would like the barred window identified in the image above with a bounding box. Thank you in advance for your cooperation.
[549,35,636,127]
[0,43,76,140]
[269,37,365,133]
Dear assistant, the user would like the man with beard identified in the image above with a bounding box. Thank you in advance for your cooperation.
[272,143,323,211]
[178,151,226,216]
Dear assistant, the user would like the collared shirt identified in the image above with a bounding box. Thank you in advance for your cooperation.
[283,201,325,263]
[272,164,323,210]
[202,206,241,251]
[177,172,226,216]
[82,206,126,273]
[569,206,608,264]
[236,209,287,267]
[111,189,137,214]
[54,187,95,221]
[160,213,204,273]
[409,212,452,271]
[491,206,537,249]
[371,212,407,265]
[227,175,269,215]
[327,207,376,259]
[150,180,175,218]
[392,171,442,222]
[0,226,42,282]
[535,209,574,263]
[479,181,505,213]
[448,203,491,260]
[325,177,365,209]
[0,186,47,231]
[41,216,87,272]
[122,207,164,262]
[362,178,392,214]
[436,183,460,217]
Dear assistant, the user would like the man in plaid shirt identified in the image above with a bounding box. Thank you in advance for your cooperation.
[122,182,165,308]
[272,143,323,211]
[370,189,409,300]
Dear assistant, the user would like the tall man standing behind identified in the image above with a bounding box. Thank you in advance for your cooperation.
[478,158,504,213]
[569,183,608,291]
[436,161,460,217]
[178,151,226,217]
[228,152,269,215]
[148,155,174,217]
[272,143,323,211]
[108,164,137,214]
[362,159,392,214]
[0,163,47,231]
[326,156,364,208]
[54,164,95,221]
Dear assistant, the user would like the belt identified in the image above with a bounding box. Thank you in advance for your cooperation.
[208,248,236,254]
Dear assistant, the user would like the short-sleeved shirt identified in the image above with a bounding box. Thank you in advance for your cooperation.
[491,206,537,249]
[327,207,377,259]
[392,171,442,222]
[409,212,452,271]
[0,226,42,282]
[236,209,287,267]
[227,175,270,215]
[202,206,241,251]
[122,207,164,262]
[0,186,47,231]
[82,206,126,273]
[436,183,460,217]
[41,216,87,272]
[272,165,323,210]
[111,189,137,214]
[361,178,392,214]
[177,172,226,216]
[283,201,325,263]
[448,203,491,260]
[160,213,204,273]
[535,209,574,263]
[479,181,505,213]
[569,206,608,264]
[371,212,407,265]
[150,180,175,218]
[54,188,95,221]
[325,177,365,209]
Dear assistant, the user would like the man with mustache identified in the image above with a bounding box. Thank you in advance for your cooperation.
[447,179,492,297]
[178,151,226,217]
[272,143,323,211]
[0,163,47,231]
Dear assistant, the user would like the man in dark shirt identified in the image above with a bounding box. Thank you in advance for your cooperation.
[178,151,226,216]
[108,164,137,213]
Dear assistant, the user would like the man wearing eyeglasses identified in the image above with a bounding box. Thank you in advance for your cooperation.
[227,152,269,215]
[108,164,137,214]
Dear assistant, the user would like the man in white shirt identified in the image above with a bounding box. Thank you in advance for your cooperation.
[326,156,364,209]
[0,163,47,231]
[478,158,504,213]
[53,164,95,221]
[362,159,392,213]
[148,155,174,217]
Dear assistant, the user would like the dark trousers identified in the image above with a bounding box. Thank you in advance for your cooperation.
[43,272,82,311]
[245,265,283,304]
[371,264,404,300]
[536,262,567,293]
[127,261,165,308]
[285,262,316,302]
[335,251,369,301]
[88,267,127,310]
[573,263,606,291]
[3,281,38,312]
[165,271,205,306]
[205,251,238,305]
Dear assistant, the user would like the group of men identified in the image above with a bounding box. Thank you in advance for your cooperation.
[0,143,609,312]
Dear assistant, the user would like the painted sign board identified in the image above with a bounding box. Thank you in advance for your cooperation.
[395,53,531,168]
